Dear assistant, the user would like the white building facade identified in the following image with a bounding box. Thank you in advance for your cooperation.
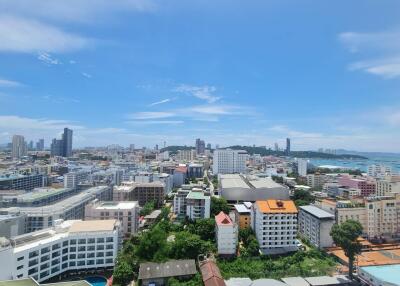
[213,149,247,175]
[215,211,238,256]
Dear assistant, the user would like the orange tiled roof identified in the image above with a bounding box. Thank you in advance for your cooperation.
[256,200,298,214]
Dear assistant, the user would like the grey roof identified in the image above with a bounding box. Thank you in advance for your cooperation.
[234,204,251,214]
[299,206,335,220]
[138,259,197,280]
[305,275,351,286]
[251,279,288,286]
[225,278,253,286]
[281,277,310,286]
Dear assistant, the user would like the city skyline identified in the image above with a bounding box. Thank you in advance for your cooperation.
[0,1,400,151]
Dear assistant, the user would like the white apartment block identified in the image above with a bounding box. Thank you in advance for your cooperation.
[298,205,334,248]
[251,200,298,255]
[63,171,91,189]
[0,219,121,282]
[376,176,400,196]
[213,149,247,175]
[297,159,308,177]
[215,211,238,256]
[368,164,392,178]
[173,189,190,218]
[85,200,139,236]
[186,190,211,220]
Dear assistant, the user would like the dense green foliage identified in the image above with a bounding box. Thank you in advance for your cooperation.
[139,201,156,216]
[210,196,230,216]
[292,189,315,206]
[170,231,215,259]
[330,220,363,278]
[218,249,337,280]
[271,176,284,184]
[239,228,259,257]
[187,218,216,241]
[167,273,203,286]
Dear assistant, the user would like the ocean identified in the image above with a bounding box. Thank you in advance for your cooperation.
[309,154,400,173]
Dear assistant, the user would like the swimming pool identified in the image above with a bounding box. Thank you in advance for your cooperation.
[85,276,107,286]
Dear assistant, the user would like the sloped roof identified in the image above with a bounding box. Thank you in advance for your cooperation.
[215,211,233,226]
[138,260,197,280]
[200,260,226,286]
[256,200,297,214]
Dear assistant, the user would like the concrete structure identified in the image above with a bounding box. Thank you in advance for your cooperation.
[359,264,400,286]
[36,139,44,151]
[0,219,121,282]
[0,186,112,233]
[62,128,73,157]
[1,188,76,207]
[298,205,335,248]
[233,203,252,229]
[219,174,289,203]
[213,149,247,175]
[338,175,376,197]
[12,135,27,159]
[285,138,291,156]
[186,190,211,220]
[176,150,196,162]
[63,171,91,189]
[85,200,139,236]
[306,174,326,189]
[196,138,206,155]
[297,159,308,177]
[215,211,238,256]
[0,174,45,191]
[252,200,298,255]
[376,176,400,196]
[138,260,197,286]
[0,213,26,238]
[187,163,204,178]
[113,181,164,207]
[368,164,392,178]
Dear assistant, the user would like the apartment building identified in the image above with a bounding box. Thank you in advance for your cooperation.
[176,150,196,162]
[306,174,327,189]
[297,159,308,177]
[0,174,45,191]
[113,181,164,207]
[0,219,121,282]
[213,149,247,175]
[1,188,76,207]
[63,170,91,189]
[298,205,335,248]
[233,203,252,229]
[85,200,139,235]
[367,164,392,178]
[338,175,376,197]
[215,211,238,256]
[376,176,400,196]
[0,186,112,233]
[251,200,298,255]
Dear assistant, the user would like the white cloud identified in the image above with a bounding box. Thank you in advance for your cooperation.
[174,84,220,103]
[81,72,92,79]
[0,77,22,87]
[127,120,184,125]
[339,29,400,79]
[149,98,172,106]
[0,0,157,23]
[0,115,84,131]
[0,16,90,53]
[128,112,176,120]
[37,52,62,65]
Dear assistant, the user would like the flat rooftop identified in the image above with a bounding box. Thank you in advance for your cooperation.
[299,206,335,219]
[360,264,400,285]
[95,201,138,209]
[69,219,118,233]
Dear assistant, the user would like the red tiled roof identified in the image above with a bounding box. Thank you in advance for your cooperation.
[200,260,226,286]
[215,211,233,226]
[175,166,188,173]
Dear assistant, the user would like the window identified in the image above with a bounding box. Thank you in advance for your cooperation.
[70,247,76,252]
[69,261,76,267]
[62,241,69,247]
[17,265,23,270]
[106,237,113,243]
[28,268,38,275]
[88,238,95,244]
[97,238,104,243]
[69,254,76,259]
[97,245,104,250]
[17,256,24,261]
[78,239,86,244]
[70,239,76,245]
[96,259,104,264]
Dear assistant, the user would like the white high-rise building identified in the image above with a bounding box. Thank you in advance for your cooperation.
[297,159,308,177]
[213,149,247,174]
[12,135,27,159]
[251,200,298,255]
[368,164,392,178]
[215,211,238,256]
[0,219,121,282]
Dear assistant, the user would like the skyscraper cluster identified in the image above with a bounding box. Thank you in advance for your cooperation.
[50,128,73,157]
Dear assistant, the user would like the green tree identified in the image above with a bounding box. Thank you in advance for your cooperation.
[170,231,214,259]
[136,225,168,261]
[210,196,230,216]
[330,220,363,279]
[113,260,134,285]
[140,201,156,216]
[188,218,215,241]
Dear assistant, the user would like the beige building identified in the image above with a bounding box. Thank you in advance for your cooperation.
[113,181,164,207]
[306,173,327,189]
[85,200,139,236]
[376,176,400,196]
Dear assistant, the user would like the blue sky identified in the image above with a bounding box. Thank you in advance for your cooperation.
[0,0,400,151]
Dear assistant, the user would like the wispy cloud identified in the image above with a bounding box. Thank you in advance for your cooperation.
[0,115,84,131]
[127,120,184,125]
[128,112,176,120]
[0,77,22,87]
[339,29,400,79]
[41,95,80,104]
[38,52,62,65]
[173,84,220,103]
[149,98,173,106]
[0,16,90,54]
[81,72,92,79]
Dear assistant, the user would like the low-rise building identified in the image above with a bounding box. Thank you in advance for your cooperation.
[338,175,376,197]
[0,219,121,282]
[186,190,210,220]
[113,181,164,207]
[298,205,335,248]
[85,200,139,236]
[376,175,400,196]
[215,211,238,256]
[251,200,298,255]
[306,174,327,189]
[0,174,46,191]
[233,203,252,229]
